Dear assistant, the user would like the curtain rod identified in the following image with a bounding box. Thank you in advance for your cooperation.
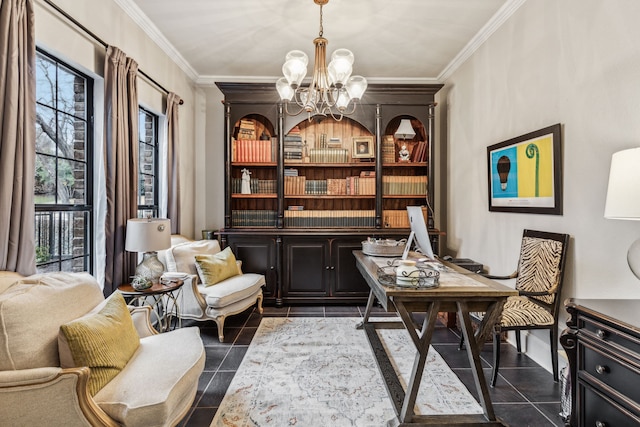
[42,0,183,105]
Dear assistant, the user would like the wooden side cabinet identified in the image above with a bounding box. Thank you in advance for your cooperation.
[560,301,640,426]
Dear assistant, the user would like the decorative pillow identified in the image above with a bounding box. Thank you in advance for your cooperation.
[164,239,222,275]
[194,247,240,287]
[59,292,140,396]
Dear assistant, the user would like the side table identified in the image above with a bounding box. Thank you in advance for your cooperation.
[118,280,184,332]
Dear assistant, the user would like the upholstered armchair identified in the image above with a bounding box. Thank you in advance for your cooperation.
[0,272,205,427]
[159,235,264,342]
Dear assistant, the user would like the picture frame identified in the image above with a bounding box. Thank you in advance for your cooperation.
[487,123,562,215]
[352,136,375,159]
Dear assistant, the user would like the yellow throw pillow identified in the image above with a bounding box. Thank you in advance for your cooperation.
[60,292,140,396]
[194,246,240,287]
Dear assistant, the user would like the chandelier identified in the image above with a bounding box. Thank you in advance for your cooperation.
[275,0,367,121]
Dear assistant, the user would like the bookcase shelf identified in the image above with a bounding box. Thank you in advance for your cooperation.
[216,82,443,305]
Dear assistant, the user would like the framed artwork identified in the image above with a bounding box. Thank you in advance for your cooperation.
[487,123,562,215]
[352,136,375,159]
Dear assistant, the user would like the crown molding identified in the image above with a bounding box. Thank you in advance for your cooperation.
[196,75,441,88]
[438,0,526,82]
[113,0,199,81]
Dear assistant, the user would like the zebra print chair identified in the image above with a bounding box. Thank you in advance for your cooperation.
[461,229,570,387]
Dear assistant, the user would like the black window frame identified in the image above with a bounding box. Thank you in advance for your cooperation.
[137,106,160,218]
[34,48,94,274]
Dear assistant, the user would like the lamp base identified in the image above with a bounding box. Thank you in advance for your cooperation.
[627,238,640,280]
[135,251,165,284]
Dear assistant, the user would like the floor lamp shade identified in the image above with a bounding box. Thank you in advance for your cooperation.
[604,147,640,280]
[125,218,171,285]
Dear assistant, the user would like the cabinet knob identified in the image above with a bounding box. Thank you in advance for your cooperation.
[595,421,607,427]
[326,266,330,270]
[596,329,607,339]
[331,266,335,270]
[270,266,275,270]
[595,365,609,375]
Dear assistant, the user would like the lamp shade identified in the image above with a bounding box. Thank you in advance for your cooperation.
[125,218,171,252]
[604,147,640,220]
[394,119,416,140]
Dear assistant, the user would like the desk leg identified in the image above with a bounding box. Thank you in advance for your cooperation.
[457,301,496,421]
[356,290,376,329]
[394,300,440,424]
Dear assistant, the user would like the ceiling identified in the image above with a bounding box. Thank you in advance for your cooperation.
[118,0,523,86]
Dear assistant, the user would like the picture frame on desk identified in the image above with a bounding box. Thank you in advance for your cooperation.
[352,136,375,159]
[487,123,562,215]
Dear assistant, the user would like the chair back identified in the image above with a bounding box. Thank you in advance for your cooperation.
[515,229,570,309]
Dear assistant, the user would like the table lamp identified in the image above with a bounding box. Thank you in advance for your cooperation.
[394,119,416,162]
[604,147,640,279]
[125,218,171,285]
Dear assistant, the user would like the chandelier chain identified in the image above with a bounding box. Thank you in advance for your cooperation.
[319,4,323,37]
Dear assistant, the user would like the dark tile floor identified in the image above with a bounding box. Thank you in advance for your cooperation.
[178,305,565,427]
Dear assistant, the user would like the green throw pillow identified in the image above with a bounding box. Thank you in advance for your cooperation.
[194,246,240,286]
[60,292,140,396]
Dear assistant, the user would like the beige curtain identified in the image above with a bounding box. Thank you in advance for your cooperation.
[0,0,36,275]
[103,46,139,295]
[166,92,181,234]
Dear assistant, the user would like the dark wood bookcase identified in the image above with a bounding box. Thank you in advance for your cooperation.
[215,82,443,306]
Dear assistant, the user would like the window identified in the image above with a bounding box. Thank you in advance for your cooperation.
[137,107,159,218]
[34,50,93,273]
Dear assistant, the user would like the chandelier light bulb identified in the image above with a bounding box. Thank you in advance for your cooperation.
[276,77,295,101]
[282,50,308,88]
[346,75,367,101]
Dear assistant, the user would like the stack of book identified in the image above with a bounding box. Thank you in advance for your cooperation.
[305,180,328,195]
[327,178,347,195]
[383,175,428,195]
[232,178,277,194]
[284,210,376,228]
[232,138,275,162]
[309,148,349,163]
[410,141,428,162]
[284,126,303,162]
[382,135,396,163]
[231,210,277,227]
[236,119,256,140]
[284,175,306,195]
[382,207,428,228]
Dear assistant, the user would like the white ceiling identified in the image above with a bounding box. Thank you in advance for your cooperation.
[118,0,524,86]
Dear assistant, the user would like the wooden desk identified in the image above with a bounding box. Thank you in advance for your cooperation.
[353,251,517,426]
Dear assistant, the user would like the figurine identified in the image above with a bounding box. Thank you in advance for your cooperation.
[399,144,411,162]
[241,168,251,194]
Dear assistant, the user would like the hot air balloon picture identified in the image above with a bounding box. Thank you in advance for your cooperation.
[487,124,563,215]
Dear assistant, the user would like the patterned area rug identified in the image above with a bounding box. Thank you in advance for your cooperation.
[211,317,482,427]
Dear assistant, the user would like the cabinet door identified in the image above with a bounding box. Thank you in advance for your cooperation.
[282,238,329,299]
[226,235,278,302]
[331,238,369,297]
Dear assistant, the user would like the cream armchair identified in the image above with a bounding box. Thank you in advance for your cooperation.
[0,271,205,427]
[159,235,264,342]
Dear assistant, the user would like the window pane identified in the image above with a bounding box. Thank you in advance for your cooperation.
[58,158,87,204]
[35,105,57,156]
[60,113,87,161]
[35,54,55,108]
[35,154,56,204]
[57,64,86,119]
[35,211,89,274]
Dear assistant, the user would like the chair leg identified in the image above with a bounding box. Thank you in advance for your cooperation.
[215,315,227,342]
[458,334,465,351]
[491,330,501,387]
[256,292,264,314]
[515,330,522,353]
[550,328,559,382]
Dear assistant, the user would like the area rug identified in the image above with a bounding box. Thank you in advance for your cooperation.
[211,317,482,427]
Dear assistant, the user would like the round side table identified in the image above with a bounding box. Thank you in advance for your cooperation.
[118,280,184,332]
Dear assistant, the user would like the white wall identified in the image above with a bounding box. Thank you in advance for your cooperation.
[35,0,197,237]
[443,0,640,368]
